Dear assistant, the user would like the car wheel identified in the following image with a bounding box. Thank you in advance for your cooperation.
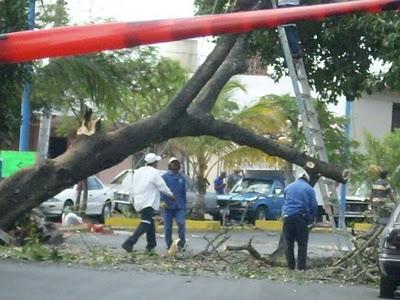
[255,206,268,221]
[380,275,399,298]
[101,203,112,223]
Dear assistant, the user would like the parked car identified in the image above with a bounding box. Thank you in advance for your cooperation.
[345,183,372,220]
[110,169,218,217]
[379,203,400,298]
[216,176,285,223]
[39,176,113,223]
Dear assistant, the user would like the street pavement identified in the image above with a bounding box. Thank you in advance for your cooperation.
[0,259,379,300]
[67,229,352,257]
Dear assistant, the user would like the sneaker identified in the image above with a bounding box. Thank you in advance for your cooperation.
[121,242,133,253]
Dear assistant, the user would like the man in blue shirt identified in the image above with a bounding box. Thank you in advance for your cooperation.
[214,172,227,194]
[282,172,317,270]
[161,157,187,251]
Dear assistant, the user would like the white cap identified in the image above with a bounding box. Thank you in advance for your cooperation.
[144,153,161,164]
[299,172,310,182]
[169,157,179,164]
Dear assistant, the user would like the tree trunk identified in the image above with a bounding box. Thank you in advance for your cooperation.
[191,151,209,219]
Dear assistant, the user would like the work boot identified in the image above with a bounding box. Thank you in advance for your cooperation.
[121,242,133,253]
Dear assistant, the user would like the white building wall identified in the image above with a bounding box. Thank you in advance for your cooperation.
[350,90,399,152]
[159,40,199,72]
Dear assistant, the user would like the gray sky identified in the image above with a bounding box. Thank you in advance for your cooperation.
[66,0,344,114]
[67,0,196,23]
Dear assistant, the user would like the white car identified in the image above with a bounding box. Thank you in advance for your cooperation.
[39,176,113,222]
[110,169,218,218]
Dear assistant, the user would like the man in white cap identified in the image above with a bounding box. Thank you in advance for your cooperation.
[122,153,175,253]
[161,157,187,251]
[281,171,317,270]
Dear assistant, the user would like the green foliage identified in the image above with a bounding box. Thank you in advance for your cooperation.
[352,130,400,195]
[22,236,62,261]
[88,246,114,265]
[0,0,29,147]
[31,47,187,134]
[225,94,360,169]
[36,0,69,28]
[28,1,187,135]
[195,0,400,103]
[171,80,244,182]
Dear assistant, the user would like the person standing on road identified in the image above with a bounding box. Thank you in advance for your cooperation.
[282,172,317,270]
[214,172,227,195]
[122,153,174,253]
[161,157,187,251]
[227,170,242,192]
[370,170,396,223]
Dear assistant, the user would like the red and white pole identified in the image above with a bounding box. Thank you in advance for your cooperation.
[0,0,398,64]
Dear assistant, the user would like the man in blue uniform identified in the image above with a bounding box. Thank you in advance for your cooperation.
[282,172,317,270]
[214,172,227,195]
[162,157,187,251]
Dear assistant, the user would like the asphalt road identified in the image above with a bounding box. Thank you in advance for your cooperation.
[67,230,352,257]
[0,260,379,300]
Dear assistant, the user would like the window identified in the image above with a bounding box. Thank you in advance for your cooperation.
[110,171,128,185]
[87,177,103,190]
[232,179,273,195]
[391,102,400,131]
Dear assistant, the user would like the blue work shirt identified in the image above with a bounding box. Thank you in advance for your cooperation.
[161,171,186,210]
[282,178,317,223]
[214,176,225,194]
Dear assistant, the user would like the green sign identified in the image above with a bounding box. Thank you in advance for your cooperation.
[0,151,37,177]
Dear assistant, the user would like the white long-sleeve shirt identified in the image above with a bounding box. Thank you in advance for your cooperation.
[132,166,173,211]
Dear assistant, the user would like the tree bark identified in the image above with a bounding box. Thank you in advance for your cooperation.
[0,27,348,230]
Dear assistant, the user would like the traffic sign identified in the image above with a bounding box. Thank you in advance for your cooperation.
[0,151,36,177]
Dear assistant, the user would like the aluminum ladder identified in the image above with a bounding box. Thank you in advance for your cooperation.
[272,2,351,251]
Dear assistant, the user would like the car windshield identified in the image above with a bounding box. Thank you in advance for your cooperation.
[110,171,129,185]
[231,179,273,195]
[395,206,400,224]
[351,182,370,197]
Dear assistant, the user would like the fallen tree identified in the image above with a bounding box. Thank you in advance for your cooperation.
[0,1,348,231]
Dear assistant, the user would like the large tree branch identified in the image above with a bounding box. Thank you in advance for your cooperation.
[189,35,248,115]
[177,115,348,183]
[162,34,238,120]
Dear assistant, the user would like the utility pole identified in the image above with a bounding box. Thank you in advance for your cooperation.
[339,100,352,229]
[38,0,67,165]
[37,110,51,165]
[19,0,36,151]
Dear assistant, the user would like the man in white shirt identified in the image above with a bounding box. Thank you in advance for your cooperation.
[122,153,174,253]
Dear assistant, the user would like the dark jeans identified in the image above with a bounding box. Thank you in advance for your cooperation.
[283,213,309,270]
[278,4,302,57]
[284,24,302,57]
[164,208,186,249]
[123,207,156,250]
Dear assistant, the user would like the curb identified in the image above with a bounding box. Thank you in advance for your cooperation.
[105,217,220,232]
[353,223,372,232]
[78,217,372,233]
[255,220,282,231]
